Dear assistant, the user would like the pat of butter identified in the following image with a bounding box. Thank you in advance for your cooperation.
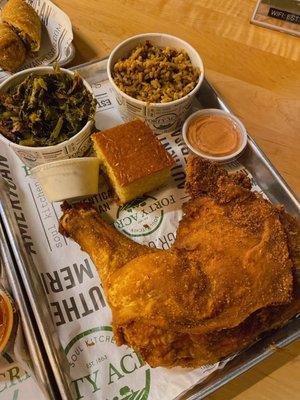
[31,158,100,202]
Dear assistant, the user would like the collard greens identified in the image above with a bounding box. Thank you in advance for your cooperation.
[0,65,96,146]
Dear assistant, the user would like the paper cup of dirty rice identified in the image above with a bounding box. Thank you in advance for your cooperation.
[0,66,96,168]
[107,33,204,134]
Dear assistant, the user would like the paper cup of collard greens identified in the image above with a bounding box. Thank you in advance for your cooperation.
[107,33,204,133]
[0,66,96,167]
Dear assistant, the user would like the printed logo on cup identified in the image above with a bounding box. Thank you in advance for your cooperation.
[152,113,177,130]
[115,194,176,237]
[69,135,91,157]
[65,326,151,400]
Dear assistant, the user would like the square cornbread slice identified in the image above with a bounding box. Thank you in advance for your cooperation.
[92,119,174,204]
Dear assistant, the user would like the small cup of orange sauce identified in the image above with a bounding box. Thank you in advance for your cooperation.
[0,289,14,353]
[182,109,247,162]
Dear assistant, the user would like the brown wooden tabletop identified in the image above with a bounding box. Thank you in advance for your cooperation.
[54,0,300,398]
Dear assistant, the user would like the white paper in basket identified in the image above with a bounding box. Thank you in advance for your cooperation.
[0,0,73,84]
[0,359,46,399]
[0,78,263,399]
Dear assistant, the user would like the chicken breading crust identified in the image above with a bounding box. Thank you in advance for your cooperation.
[59,156,300,368]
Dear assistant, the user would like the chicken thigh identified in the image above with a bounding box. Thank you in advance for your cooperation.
[59,157,300,367]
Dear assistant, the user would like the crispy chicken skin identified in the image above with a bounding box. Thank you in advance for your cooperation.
[59,156,300,368]
[59,202,155,291]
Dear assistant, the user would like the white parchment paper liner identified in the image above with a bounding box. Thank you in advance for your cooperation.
[0,0,74,84]
[0,70,266,400]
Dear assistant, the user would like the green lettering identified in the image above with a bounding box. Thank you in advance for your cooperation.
[114,219,124,229]
[133,351,145,368]
[0,372,7,392]
[123,217,131,227]
[72,377,84,400]
[108,363,124,385]
[85,370,100,393]
[7,366,30,388]
[131,214,138,222]
[120,354,138,374]
[22,165,31,177]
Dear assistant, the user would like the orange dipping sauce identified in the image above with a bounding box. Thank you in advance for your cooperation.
[187,114,242,157]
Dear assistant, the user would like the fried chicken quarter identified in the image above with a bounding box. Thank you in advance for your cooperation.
[59,156,300,368]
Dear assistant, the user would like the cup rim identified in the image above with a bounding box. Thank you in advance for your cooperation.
[0,66,95,151]
[31,157,100,174]
[107,32,205,107]
[182,108,248,162]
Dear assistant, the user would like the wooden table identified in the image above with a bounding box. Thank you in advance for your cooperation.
[55,0,300,398]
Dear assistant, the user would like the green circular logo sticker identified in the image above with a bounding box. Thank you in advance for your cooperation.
[115,194,176,237]
[65,326,150,400]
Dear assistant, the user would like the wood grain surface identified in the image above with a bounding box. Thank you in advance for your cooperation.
[54,0,300,399]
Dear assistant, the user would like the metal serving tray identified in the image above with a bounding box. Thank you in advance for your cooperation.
[0,57,299,400]
[0,180,74,400]
[0,212,63,400]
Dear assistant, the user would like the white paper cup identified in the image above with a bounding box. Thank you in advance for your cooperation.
[31,158,100,202]
[182,109,248,163]
[0,67,95,168]
[107,33,204,134]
